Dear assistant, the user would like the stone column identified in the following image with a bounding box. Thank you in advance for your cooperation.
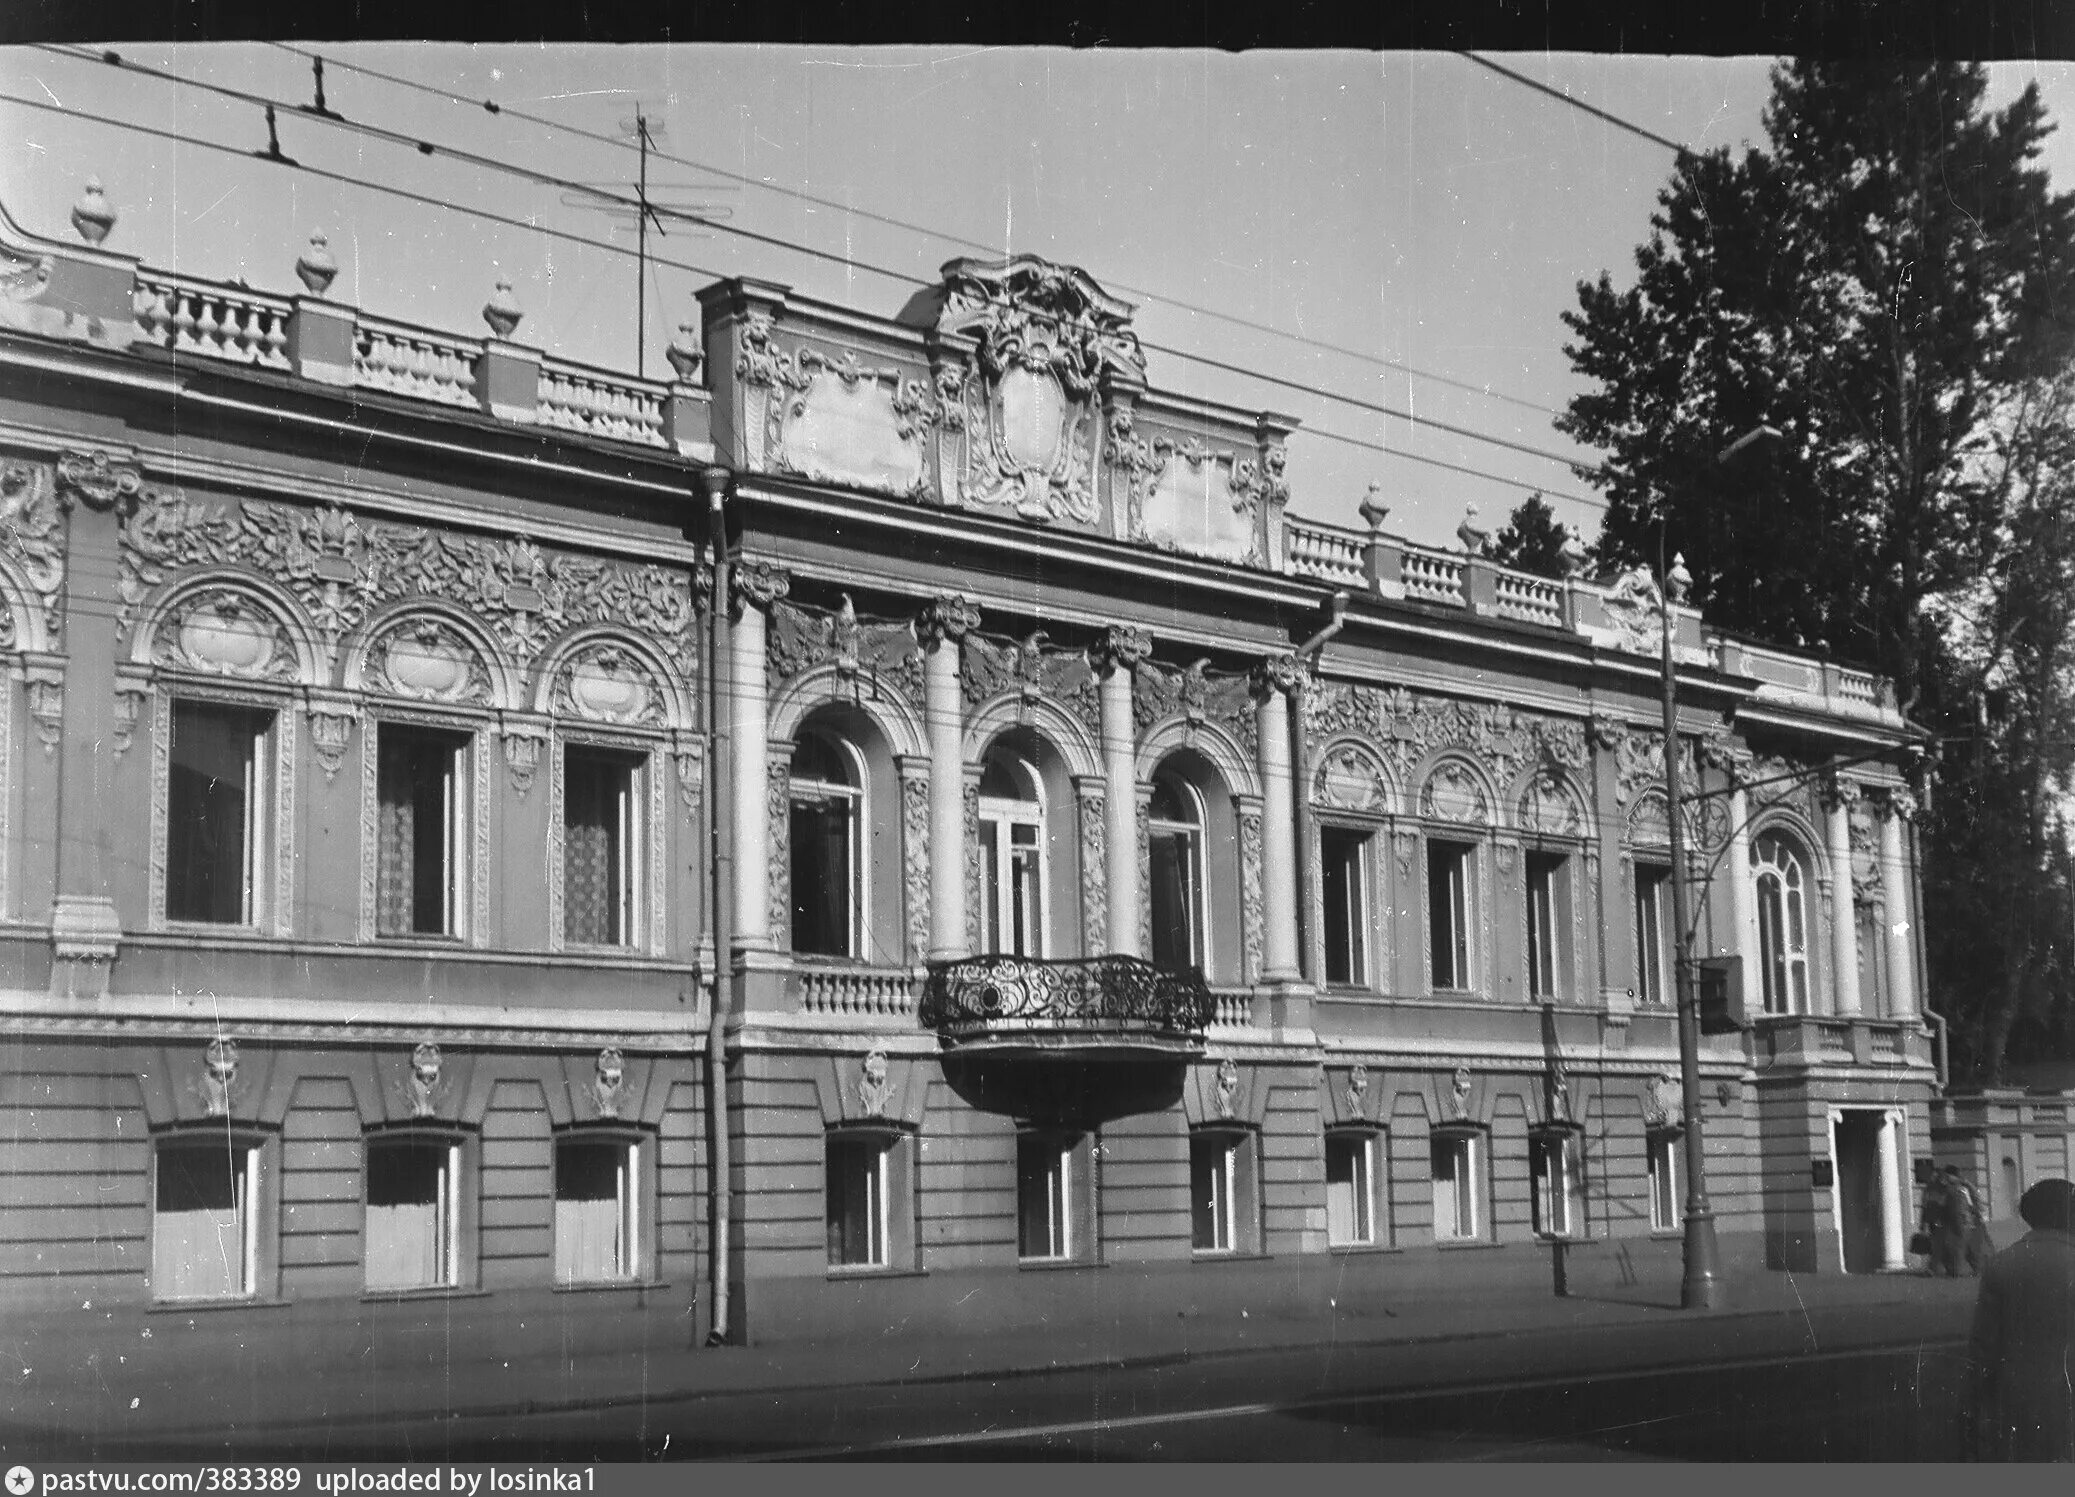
[921,596,980,962]
[730,562,788,950]
[1254,655,1304,982]
[1825,778,1862,1017]
[1881,789,1919,1021]
[1094,626,1150,958]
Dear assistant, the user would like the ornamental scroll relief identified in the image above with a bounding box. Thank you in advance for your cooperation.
[766,594,926,711]
[962,630,1101,741]
[0,463,65,651]
[117,490,699,685]
[1133,656,1259,758]
[759,340,939,500]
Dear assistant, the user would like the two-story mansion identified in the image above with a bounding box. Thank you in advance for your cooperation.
[0,177,1940,1357]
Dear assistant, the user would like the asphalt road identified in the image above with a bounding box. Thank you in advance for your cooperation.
[38,1313,1971,1464]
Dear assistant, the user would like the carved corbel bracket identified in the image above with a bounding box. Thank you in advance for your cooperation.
[23,662,63,755]
[731,559,791,614]
[501,717,552,797]
[56,447,142,514]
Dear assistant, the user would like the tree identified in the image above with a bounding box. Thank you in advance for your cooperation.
[1558,61,2075,1085]
[1489,493,1575,579]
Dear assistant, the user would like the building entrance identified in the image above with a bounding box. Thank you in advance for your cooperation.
[1832,1109,1903,1273]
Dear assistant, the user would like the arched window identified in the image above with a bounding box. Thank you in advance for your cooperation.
[1753,831,1811,1015]
[979,748,1047,957]
[1148,770,1207,972]
[790,730,865,958]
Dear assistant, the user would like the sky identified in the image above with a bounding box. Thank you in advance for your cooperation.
[4,47,2075,549]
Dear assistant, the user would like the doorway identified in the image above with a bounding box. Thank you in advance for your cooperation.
[1832,1109,1904,1273]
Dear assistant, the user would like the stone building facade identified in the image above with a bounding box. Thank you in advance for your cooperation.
[0,183,1938,1355]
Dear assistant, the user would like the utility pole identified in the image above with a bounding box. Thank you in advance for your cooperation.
[1660,545,1723,1309]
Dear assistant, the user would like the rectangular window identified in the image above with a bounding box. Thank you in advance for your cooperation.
[554,1136,640,1282]
[1326,1131,1382,1247]
[1017,1132,1077,1261]
[153,1136,258,1300]
[1430,1130,1484,1242]
[1649,1131,1681,1231]
[377,724,468,938]
[1526,852,1570,1000]
[565,745,642,948]
[167,700,273,925]
[1428,840,1474,991]
[364,1136,460,1291]
[1634,864,1671,1006]
[1320,828,1370,987]
[1190,1128,1258,1255]
[826,1133,892,1268]
[1148,829,1203,971]
[1531,1130,1583,1239]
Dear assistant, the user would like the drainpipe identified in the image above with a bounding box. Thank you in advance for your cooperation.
[700,466,734,1347]
[1907,812,1948,1092]
[1288,592,1350,986]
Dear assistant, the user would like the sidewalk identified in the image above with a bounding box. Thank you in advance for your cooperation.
[5,1265,1983,1458]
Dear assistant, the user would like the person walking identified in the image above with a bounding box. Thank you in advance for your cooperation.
[1962,1178,2075,1461]
[1923,1166,1966,1278]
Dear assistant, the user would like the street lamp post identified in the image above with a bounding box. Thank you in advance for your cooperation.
[1659,550,1723,1309]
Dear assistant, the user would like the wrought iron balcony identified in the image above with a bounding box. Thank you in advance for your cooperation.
[920,954,1215,1056]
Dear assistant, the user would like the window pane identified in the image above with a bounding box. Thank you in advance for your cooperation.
[826,1135,888,1267]
[1326,1134,1373,1245]
[1191,1134,1233,1252]
[791,798,855,957]
[1429,843,1470,990]
[379,726,462,937]
[566,748,636,946]
[1321,830,1367,986]
[1149,829,1196,970]
[155,1141,249,1299]
[1432,1134,1476,1240]
[1017,1135,1069,1260]
[1528,854,1564,999]
[366,1140,453,1290]
[556,1139,632,1281]
[168,702,267,924]
[1650,1135,1680,1230]
[980,821,1001,952]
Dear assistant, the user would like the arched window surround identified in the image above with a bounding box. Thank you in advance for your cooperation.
[1751,823,1820,1017]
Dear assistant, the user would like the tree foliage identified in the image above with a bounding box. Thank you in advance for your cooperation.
[1559,60,2075,1085]
[1489,493,1575,579]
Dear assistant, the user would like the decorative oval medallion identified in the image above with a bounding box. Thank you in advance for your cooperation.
[997,365,1066,474]
[383,626,471,699]
[565,646,651,723]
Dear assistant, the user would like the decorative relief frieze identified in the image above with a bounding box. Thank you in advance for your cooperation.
[767,758,791,944]
[553,641,664,727]
[152,589,297,681]
[0,463,65,649]
[933,256,1144,528]
[118,491,698,681]
[1133,656,1259,758]
[900,768,930,962]
[1314,742,1391,814]
[1305,682,1588,798]
[367,617,492,706]
[961,630,1101,738]
[112,684,150,758]
[1238,807,1265,982]
[761,341,939,499]
[731,558,790,614]
[1077,785,1107,954]
[308,709,354,780]
[766,594,925,709]
[1518,768,1583,838]
[964,779,982,953]
[673,740,704,813]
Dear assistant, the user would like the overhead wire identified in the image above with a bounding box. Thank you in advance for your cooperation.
[23,45,1607,503]
[0,85,1608,513]
[1455,53,1690,156]
[265,38,1565,421]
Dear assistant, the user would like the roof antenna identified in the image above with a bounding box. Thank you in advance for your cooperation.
[254,104,297,166]
[300,55,342,120]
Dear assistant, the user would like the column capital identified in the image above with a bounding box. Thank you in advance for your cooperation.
[1878,785,1919,822]
[1819,774,1861,816]
[1090,623,1153,676]
[731,558,790,614]
[1251,650,1307,701]
[917,592,981,650]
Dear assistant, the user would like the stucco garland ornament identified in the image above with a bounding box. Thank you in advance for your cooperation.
[408,1041,445,1119]
[859,1047,895,1117]
[1344,1064,1370,1117]
[592,1045,626,1120]
[1214,1058,1240,1120]
[200,1037,240,1118]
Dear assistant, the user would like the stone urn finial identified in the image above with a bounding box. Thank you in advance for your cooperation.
[1356,481,1390,533]
[70,178,116,245]
[295,231,339,295]
[665,319,704,382]
[483,277,523,339]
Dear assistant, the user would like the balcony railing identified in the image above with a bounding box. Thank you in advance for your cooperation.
[792,960,919,1020]
[920,954,1215,1053]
